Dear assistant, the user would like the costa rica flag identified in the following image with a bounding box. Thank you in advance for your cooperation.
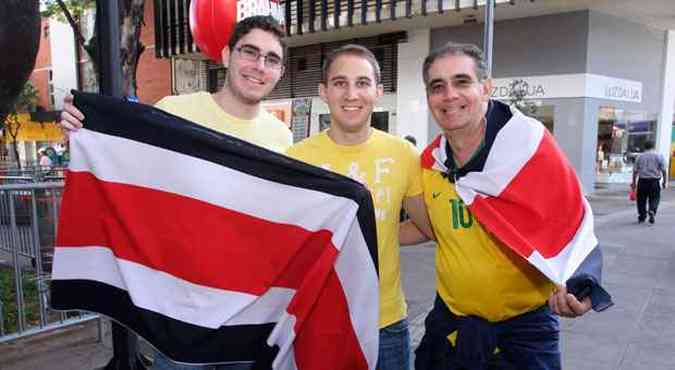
[50,92,380,369]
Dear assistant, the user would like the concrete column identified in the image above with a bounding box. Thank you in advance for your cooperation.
[657,30,675,166]
[396,28,430,146]
[49,19,78,110]
[551,98,598,194]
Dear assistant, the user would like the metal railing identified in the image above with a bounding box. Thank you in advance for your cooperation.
[0,181,100,343]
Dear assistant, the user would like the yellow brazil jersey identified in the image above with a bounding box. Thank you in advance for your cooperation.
[286,129,422,328]
[422,168,555,322]
[155,92,292,153]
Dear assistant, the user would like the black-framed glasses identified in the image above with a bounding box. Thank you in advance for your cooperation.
[235,45,284,70]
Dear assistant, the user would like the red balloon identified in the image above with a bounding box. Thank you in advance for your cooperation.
[189,0,238,63]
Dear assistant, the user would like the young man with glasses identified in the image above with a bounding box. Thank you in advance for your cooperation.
[60,15,291,154]
[59,15,291,370]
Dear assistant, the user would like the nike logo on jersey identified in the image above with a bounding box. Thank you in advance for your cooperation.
[432,192,442,199]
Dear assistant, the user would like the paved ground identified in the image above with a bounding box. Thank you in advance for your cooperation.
[1,184,673,369]
[402,184,675,369]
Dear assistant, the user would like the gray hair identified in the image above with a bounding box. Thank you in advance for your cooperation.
[422,42,488,85]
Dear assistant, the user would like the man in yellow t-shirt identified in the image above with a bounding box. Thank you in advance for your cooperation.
[286,45,433,370]
[154,91,290,153]
[60,15,292,154]
[60,16,291,370]
[401,42,612,370]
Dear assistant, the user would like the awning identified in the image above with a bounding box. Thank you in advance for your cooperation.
[2,113,64,142]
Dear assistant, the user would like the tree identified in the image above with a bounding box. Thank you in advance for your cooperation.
[0,0,40,123]
[41,0,147,97]
[507,79,540,117]
[2,82,39,169]
[41,1,96,68]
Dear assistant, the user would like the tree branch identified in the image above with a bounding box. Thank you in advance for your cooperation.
[56,0,88,49]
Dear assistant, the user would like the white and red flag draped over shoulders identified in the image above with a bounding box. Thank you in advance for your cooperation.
[50,92,380,369]
[422,101,612,311]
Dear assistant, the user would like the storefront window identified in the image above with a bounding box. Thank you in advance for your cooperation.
[531,105,554,134]
[596,107,657,183]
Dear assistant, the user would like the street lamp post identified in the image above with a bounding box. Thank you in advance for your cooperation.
[97,0,123,98]
[96,1,140,369]
[483,0,494,77]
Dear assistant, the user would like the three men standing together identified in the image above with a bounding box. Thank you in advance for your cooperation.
[60,16,611,370]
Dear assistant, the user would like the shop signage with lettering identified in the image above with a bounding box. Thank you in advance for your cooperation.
[490,74,642,103]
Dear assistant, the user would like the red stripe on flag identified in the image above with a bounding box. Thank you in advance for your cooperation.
[57,171,338,294]
[421,135,441,170]
[292,269,369,370]
[469,132,584,259]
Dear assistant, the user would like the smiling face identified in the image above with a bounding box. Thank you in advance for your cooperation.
[221,29,284,105]
[425,54,492,135]
[319,53,383,135]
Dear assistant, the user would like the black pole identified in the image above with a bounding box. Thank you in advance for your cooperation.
[483,0,494,77]
[98,0,123,97]
[96,1,139,369]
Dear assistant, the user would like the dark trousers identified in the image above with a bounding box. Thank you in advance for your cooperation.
[415,296,560,370]
[637,178,661,221]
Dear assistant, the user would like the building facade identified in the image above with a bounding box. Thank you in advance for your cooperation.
[154,0,675,193]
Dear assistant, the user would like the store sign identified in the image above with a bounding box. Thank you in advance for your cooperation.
[586,75,642,103]
[491,74,642,103]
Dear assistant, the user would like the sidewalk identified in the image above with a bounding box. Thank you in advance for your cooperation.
[403,184,675,370]
[559,185,675,370]
[1,185,673,370]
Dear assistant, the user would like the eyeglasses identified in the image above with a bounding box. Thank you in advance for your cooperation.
[235,45,284,70]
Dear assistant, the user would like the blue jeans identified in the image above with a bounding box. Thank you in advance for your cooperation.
[378,318,411,370]
[152,351,253,370]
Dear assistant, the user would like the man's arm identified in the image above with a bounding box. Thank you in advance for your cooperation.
[400,195,434,245]
[632,157,640,189]
[399,219,431,245]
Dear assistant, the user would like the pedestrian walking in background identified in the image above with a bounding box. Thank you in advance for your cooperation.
[632,141,668,224]
[38,148,53,170]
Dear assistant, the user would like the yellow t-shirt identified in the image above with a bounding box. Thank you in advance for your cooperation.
[155,92,292,153]
[286,129,422,328]
[422,168,555,322]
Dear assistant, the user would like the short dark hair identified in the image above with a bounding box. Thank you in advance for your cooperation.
[227,15,287,59]
[644,141,655,150]
[321,44,381,84]
[422,42,488,86]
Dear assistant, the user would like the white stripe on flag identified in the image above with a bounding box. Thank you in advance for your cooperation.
[52,246,296,328]
[457,109,544,204]
[267,312,298,370]
[335,218,380,370]
[69,128,358,252]
[526,198,598,284]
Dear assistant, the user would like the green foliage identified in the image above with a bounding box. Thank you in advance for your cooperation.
[40,0,94,23]
[13,81,39,113]
[0,81,38,147]
[0,267,40,334]
[507,79,539,117]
